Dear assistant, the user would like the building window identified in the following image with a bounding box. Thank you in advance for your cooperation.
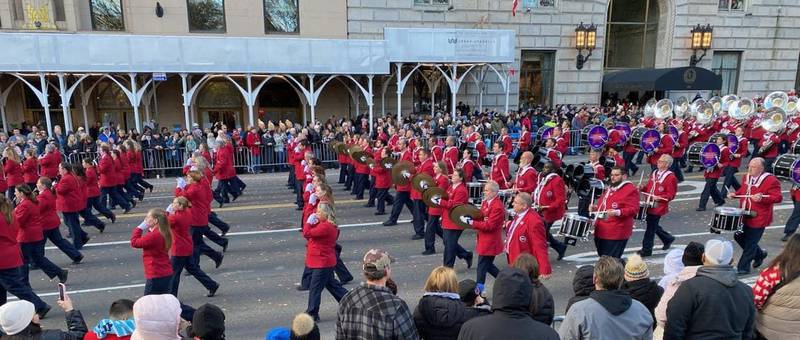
[264,0,299,33]
[719,0,745,11]
[711,52,741,95]
[519,51,555,109]
[414,0,450,5]
[187,0,226,32]
[197,81,243,129]
[604,0,659,70]
[522,0,556,9]
[90,0,125,31]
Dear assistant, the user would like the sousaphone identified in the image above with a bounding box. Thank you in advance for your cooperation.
[695,102,715,125]
[674,96,689,119]
[346,145,363,156]
[729,98,755,121]
[721,94,739,112]
[450,204,484,229]
[761,107,787,133]
[411,173,435,193]
[422,187,448,208]
[643,98,657,118]
[391,160,415,186]
[708,96,722,115]
[764,91,789,111]
[689,98,707,119]
[654,99,674,120]
[786,96,798,116]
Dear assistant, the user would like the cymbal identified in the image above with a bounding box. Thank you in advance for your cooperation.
[366,157,376,167]
[380,157,397,170]
[411,173,434,193]
[391,160,415,186]
[450,204,483,229]
[346,145,363,156]
[422,187,448,208]
[334,142,347,155]
[351,151,371,165]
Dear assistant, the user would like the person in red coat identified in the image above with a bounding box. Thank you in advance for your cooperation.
[302,203,348,321]
[111,150,136,209]
[434,168,473,269]
[119,145,143,202]
[57,164,91,249]
[728,158,783,275]
[638,154,677,257]
[37,177,83,264]
[177,171,225,269]
[696,136,727,211]
[383,139,415,226]
[533,162,568,260]
[372,147,393,215]
[443,136,459,173]
[504,192,551,277]
[21,149,38,188]
[513,151,539,194]
[591,167,639,259]
[167,197,219,298]
[757,130,780,171]
[82,158,115,223]
[411,149,435,239]
[3,148,23,200]
[722,126,748,197]
[14,184,68,286]
[124,140,152,193]
[422,161,449,255]
[98,144,131,213]
[72,163,107,234]
[38,144,60,180]
[458,149,476,183]
[464,180,505,285]
[131,208,174,295]
[500,128,513,155]
[0,195,51,316]
[490,142,510,189]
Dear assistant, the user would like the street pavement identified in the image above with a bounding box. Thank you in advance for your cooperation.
[28,162,794,338]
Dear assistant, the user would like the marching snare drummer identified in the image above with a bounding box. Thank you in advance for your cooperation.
[504,192,551,278]
[490,142,510,189]
[727,158,782,275]
[543,138,563,169]
[637,155,677,257]
[461,180,505,286]
[577,150,606,218]
[513,151,539,194]
[533,162,568,260]
[696,136,727,211]
[590,167,639,259]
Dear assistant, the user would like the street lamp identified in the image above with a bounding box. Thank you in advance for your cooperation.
[689,24,713,67]
[575,22,597,70]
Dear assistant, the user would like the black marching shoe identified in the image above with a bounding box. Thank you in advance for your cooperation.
[72,255,84,265]
[411,234,424,240]
[636,250,652,257]
[383,220,397,226]
[465,252,474,269]
[374,211,386,216]
[296,285,309,291]
[421,250,435,255]
[57,270,69,283]
[207,284,219,297]
[221,238,229,253]
[782,234,792,242]
[695,207,706,212]
[662,238,675,250]
[214,254,224,269]
[753,250,768,269]
[110,214,117,223]
[557,245,567,261]
[37,305,52,319]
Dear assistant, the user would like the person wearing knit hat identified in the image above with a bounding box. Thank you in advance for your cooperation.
[622,254,663,327]
[0,296,88,338]
[131,294,182,340]
[654,242,704,330]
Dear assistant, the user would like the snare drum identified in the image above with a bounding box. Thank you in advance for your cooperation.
[629,127,661,153]
[686,142,720,168]
[559,213,592,245]
[635,201,653,221]
[773,153,800,185]
[467,182,485,204]
[710,207,744,232]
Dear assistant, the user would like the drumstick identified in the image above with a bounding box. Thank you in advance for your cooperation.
[733,194,771,198]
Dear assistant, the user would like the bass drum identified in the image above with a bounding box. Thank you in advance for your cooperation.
[629,127,661,153]
[615,123,632,144]
[536,126,554,145]
[792,139,800,154]
[582,125,609,150]
[773,153,800,185]
[686,142,720,169]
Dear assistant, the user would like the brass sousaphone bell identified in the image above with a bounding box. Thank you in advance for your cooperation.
[761,107,787,133]
[422,187,448,208]
[346,145,363,156]
[721,94,739,112]
[411,173,434,193]
[729,98,755,121]
[654,99,674,120]
[380,157,398,169]
[391,160,415,186]
[764,91,789,111]
[643,98,657,118]
[450,204,484,229]
[674,96,689,119]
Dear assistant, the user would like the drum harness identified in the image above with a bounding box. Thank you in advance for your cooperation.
[533,172,558,212]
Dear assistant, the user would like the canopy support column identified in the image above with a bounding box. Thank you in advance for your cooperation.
[57,73,90,133]
[0,79,19,133]
[180,73,192,129]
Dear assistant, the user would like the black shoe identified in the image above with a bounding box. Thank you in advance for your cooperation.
[219,201,225,208]
[82,236,91,247]
[57,270,68,283]
[149,186,153,193]
[636,250,653,257]
[72,255,83,265]
[715,201,725,207]
[37,305,52,319]
[97,224,106,233]
[296,285,309,291]
[737,269,751,276]
[662,238,675,250]
[374,211,386,216]
[782,234,792,242]
[383,221,397,226]
[695,207,706,211]
[110,214,116,223]
[221,228,229,237]
[207,284,219,297]
[131,200,137,209]
[232,195,239,202]
[753,250,768,269]
[340,278,353,285]
[411,234,424,240]
[214,254,224,269]
[465,252,474,269]
[557,245,567,261]
[355,196,364,200]
[123,207,132,214]
[295,206,303,211]
[363,204,375,208]
[138,195,144,202]
[221,238,229,253]
[421,250,435,255]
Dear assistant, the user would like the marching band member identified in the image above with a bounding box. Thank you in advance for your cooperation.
[490,141,510,189]
[37,177,83,264]
[543,138,563,168]
[648,124,674,171]
[603,119,623,151]
[338,133,352,186]
[637,155,677,257]
[458,149,477,183]
[757,128,780,171]
[607,147,625,173]
[576,150,605,218]
[302,203,348,322]
[351,137,371,200]
[474,134,488,169]
[728,158,782,275]
[3,148,23,201]
[533,162,568,260]
[462,180,504,286]
[39,144,61,181]
[504,192,551,278]
[21,149,38,189]
[622,130,640,176]
[131,208,174,295]
[167,196,219,298]
[518,125,532,154]
[591,166,639,259]
[783,184,800,242]
[410,149,435,240]
[722,126,748,198]
[372,148,393,216]
[589,149,606,181]
[383,139,415,227]
[671,123,688,182]
[443,136,459,173]
[216,136,242,206]
[696,136,727,211]
[500,128,513,156]
[422,161,449,255]
[14,184,69,286]
[98,144,131,214]
[513,151,539,194]
[178,171,226,270]
[429,136,443,162]
[433,168,473,269]
[365,139,385,208]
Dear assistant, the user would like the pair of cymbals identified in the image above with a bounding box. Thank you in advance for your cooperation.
[422,187,448,208]
[351,151,372,165]
[391,160,415,185]
[412,173,434,193]
[331,141,347,155]
[346,145,363,156]
[449,204,483,229]
[380,157,397,169]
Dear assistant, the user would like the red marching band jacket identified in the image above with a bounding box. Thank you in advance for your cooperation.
[39,151,60,179]
[593,181,639,240]
[514,166,539,194]
[130,227,173,279]
[533,173,566,224]
[641,170,677,216]
[443,146,459,173]
[459,158,475,183]
[427,174,450,216]
[167,209,194,257]
[470,195,504,256]
[735,173,782,228]
[504,208,551,275]
[395,149,414,192]
[439,182,469,230]
[302,220,340,269]
[491,153,510,189]
[14,198,43,243]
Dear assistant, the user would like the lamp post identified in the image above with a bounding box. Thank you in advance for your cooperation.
[575,22,597,70]
[689,24,713,67]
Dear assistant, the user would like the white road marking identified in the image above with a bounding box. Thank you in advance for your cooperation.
[10,284,146,300]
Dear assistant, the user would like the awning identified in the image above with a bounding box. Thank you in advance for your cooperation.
[602,67,722,93]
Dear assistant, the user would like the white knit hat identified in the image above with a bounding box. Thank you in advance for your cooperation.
[0,300,35,335]
[131,294,182,340]
[704,238,734,265]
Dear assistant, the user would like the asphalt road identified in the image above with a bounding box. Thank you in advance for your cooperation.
[28,163,793,338]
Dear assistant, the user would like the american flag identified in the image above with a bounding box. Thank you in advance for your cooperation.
[512,0,519,16]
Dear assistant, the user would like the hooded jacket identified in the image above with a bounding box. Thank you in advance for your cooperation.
[130,295,182,340]
[529,280,555,326]
[412,292,482,340]
[622,278,664,327]
[655,265,699,328]
[663,265,755,340]
[566,265,595,313]
[457,268,558,340]
[756,277,800,340]
[558,289,653,340]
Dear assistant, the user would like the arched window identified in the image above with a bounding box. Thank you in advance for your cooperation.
[95,81,134,131]
[604,0,659,70]
[197,81,243,129]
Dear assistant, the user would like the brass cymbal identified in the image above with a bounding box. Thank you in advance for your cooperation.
[422,187,448,208]
[346,145,363,156]
[351,151,371,165]
[334,142,347,155]
[380,157,397,170]
[450,204,483,229]
[411,173,434,193]
[391,160,415,186]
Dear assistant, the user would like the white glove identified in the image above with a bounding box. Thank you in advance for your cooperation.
[166,203,174,213]
[309,193,318,205]
[185,158,194,166]
[306,214,319,225]
[137,221,149,231]
[459,215,473,226]
[301,160,307,167]
[431,196,442,205]
[304,183,313,193]
[384,163,392,169]
[176,177,187,189]
[402,171,411,179]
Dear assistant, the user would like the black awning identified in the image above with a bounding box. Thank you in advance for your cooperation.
[602,67,722,93]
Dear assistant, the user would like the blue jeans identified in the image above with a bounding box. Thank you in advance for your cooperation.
[171,255,218,296]
[44,228,82,262]
[0,267,49,313]
[735,226,766,272]
[306,267,347,319]
[144,275,173,295]
[641,214,675,254]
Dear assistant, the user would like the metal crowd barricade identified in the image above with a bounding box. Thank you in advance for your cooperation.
[143,148,189,173]
[568,128,585,154]
[65,151,100,166]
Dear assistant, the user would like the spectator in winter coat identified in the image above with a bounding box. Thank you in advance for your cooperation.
[622,255,664,329]
[512,253,555,326]
[565,265,595,313]
[413,266,482,340]
[265,313,319,340]
[657,248,685,289]
[0,297,87,340]
[754,234,800,339]
[655,241,704,330]
[84,299,136,340]
[559,256,653,340]
[458,268,559,340]
[664,239,755,340]
[130,295,182,340]
[457,279,491,317]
